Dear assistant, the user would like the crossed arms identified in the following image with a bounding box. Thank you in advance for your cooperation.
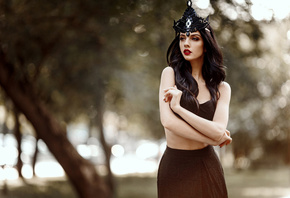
[159,67,232,147]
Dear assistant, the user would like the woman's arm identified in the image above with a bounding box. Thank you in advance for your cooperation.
[159,67,230,146]
[164,80,231,142]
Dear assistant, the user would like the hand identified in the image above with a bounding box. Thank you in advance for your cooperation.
[219,129,232,148]
[163,85,182,112]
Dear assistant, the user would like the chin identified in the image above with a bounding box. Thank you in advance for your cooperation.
[184,57,193,61]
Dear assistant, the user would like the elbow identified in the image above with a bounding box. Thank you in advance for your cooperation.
[160,115,173,130]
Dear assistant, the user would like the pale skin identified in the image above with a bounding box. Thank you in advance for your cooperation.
[159,31,232,150]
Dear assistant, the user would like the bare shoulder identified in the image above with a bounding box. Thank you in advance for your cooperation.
[218,81,231,93]
[160,66,175,81]
[160,66,175,87]
[218,81,231,100]
[161,66,174,77]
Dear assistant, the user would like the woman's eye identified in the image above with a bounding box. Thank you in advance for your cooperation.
[180,37,185,41]
[192,37,199,41]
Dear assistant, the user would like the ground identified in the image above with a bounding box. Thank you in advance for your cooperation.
[0,168,290,198]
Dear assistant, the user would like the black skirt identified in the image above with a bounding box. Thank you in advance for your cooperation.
[157,146,228,198]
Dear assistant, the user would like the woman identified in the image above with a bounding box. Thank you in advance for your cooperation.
[158,1,232,197]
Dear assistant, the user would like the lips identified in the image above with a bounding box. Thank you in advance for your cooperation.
[183,49,192,55]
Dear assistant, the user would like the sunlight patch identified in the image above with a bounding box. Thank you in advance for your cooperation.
[243,187,290,197]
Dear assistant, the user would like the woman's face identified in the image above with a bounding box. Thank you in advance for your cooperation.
[179,31,205,62]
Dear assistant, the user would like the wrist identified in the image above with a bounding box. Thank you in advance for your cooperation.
[217,132,226,144]
[171,104,181,113]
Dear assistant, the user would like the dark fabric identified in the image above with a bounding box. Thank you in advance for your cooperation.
[157,146,228,198]
[175,98,216,124]
[158,98,228,198]
[180,99,216,121]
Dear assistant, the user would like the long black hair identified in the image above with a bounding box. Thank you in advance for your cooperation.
[167,25,226,111]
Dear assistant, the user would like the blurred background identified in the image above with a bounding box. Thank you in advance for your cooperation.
[0,0,290,197]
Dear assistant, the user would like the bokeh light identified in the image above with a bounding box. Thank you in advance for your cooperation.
[111,144,125,157]
[35,161,65,178]
[195,0,210,9]
[136,142,159,160]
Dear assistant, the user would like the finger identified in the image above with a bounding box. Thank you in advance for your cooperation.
[219,144,225,148]
[163,87,175,92]
[163,94,172,102]
[163,95,169,102]
[164,90,173,95]
[225,129,230,136]
[226,138,232,145]
[163,96,167,102]
[164,90,177,97]
[222,141,228,147]
[164,92,173,99]
[226,133,231,139]
[163,88,170,92]
[219,142,226,148]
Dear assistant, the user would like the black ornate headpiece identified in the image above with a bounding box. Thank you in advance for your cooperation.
[173,0,209,36]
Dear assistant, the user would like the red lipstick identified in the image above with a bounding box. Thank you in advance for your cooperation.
[184,49,192,55]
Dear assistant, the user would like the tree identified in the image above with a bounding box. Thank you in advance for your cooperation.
[0,0,116,197]
[0,51,110,197]
[1,1,287,198]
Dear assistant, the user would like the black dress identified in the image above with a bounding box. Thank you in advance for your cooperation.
[157,99,228,198]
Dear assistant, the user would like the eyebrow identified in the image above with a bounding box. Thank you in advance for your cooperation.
[180,33,201,37]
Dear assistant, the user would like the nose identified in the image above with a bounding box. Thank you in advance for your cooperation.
[184,37,190,47]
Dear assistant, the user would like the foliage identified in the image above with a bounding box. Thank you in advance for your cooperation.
[0,0,289,175]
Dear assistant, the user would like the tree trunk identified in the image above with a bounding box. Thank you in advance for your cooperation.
[96,104,115,197]
[32,136,39,177]
[13,106,24,179]
[286,130,290,164]
[0,51,110,198]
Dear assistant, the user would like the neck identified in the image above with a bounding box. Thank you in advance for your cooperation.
[190,56,204,82]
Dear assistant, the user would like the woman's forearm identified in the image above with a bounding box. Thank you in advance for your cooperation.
[161,112,219,146]
[174,106,226,141]
[159,67,230,145]
[164,81,231,142]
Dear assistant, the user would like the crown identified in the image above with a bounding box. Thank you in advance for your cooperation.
[173,0,209,36]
